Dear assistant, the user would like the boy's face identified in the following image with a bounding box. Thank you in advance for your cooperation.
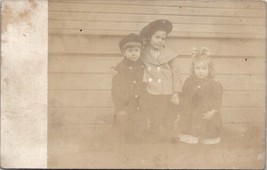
[194,61,209,79]
[150,31,167,50]
[123,45,141,62]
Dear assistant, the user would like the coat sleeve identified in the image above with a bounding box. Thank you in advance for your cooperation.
[180,77,192,103]
[179,77,193,115]
[170,57,183,93]
[211,81,224,110]
[111,72,128,112]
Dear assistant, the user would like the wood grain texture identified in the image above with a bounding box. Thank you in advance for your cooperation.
[49,73,265,91]
[48,2,264,17]
[49,12,265,26]
[49,29,265,38]
[48,56,265,75]
[49,20,265,34]
[48,35,265,56]
[49,0,265,9]
[48,1,265,38]
[48,90,265,108]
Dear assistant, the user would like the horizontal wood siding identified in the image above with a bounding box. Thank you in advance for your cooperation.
[48,56,265,74]
[48,0,265,148]
[49,74,265,91]
[48,0,265,38]
[48,35,265,56]
[49,0,265,9]
[48,3,264,17]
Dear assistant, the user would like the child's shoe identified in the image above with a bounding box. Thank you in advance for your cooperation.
[201,137,221,145]
[178,134,190,143]
[187,135,199,144]
[178,134,198,144]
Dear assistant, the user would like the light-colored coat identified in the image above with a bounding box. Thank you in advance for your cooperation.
[141,46,183,95]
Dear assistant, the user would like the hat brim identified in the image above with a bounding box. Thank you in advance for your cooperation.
[140,19,173,38]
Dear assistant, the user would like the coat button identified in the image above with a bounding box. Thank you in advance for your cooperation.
[134,94,138,98]
[136,107,140,111]
[157,67,161,71]
[133,80,136,84]
[157,79,162,83]
[197,85,201,88]
[129,66,133,70]
[148,78,153,82]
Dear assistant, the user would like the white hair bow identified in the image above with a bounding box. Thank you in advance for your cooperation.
[192,47,211,57]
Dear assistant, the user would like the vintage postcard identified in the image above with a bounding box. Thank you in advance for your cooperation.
[1,0,266,169]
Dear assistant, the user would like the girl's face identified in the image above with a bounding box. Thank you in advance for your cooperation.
[150,31,167,50]
[194,61,209,79]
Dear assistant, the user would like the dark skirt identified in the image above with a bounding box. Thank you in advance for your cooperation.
[141,92,179,131]
[178,109,222,139]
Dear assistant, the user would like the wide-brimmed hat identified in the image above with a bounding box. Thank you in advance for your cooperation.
[140,19,173,39]
[119,33,143,52]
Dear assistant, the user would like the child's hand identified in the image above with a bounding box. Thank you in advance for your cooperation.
[203,110,217,120]
[171,93,180,105]
[116,110,128,121]
[110,66,118,77]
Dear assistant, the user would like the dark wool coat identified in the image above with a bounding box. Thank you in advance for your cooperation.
[112,58,147,138]
[179,76,224,138]
[112,58,146,115]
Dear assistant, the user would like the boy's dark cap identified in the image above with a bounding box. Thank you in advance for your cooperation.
[140,19,173,39]
[119,33,143,52]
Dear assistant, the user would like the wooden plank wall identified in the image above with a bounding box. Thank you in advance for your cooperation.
[48,0,265,143]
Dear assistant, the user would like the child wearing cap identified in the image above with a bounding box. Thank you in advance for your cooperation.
[111,33,147,143]
[140,19,183,142]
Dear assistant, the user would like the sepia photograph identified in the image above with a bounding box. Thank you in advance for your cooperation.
[1,0,266,169]
[48,0,266,168]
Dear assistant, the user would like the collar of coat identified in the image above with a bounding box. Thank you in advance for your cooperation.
[190,75,214,85]
[115,58,143,71]
[141,45,177,65]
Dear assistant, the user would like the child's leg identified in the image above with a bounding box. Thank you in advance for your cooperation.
[177,115,192,136]
[149,95,176,143]
[176,110,200,144]
[113,113,129,143]
[160,112,175,142]
[126,110,147,143]
[199,113,222,144]
[141,93,161,137]
[148,110,161,135]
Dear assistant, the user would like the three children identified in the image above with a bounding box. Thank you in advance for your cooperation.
[111,20,224,145]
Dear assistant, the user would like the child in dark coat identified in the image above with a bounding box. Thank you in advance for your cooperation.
[112,33,146,143]
[178,47,224,145]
